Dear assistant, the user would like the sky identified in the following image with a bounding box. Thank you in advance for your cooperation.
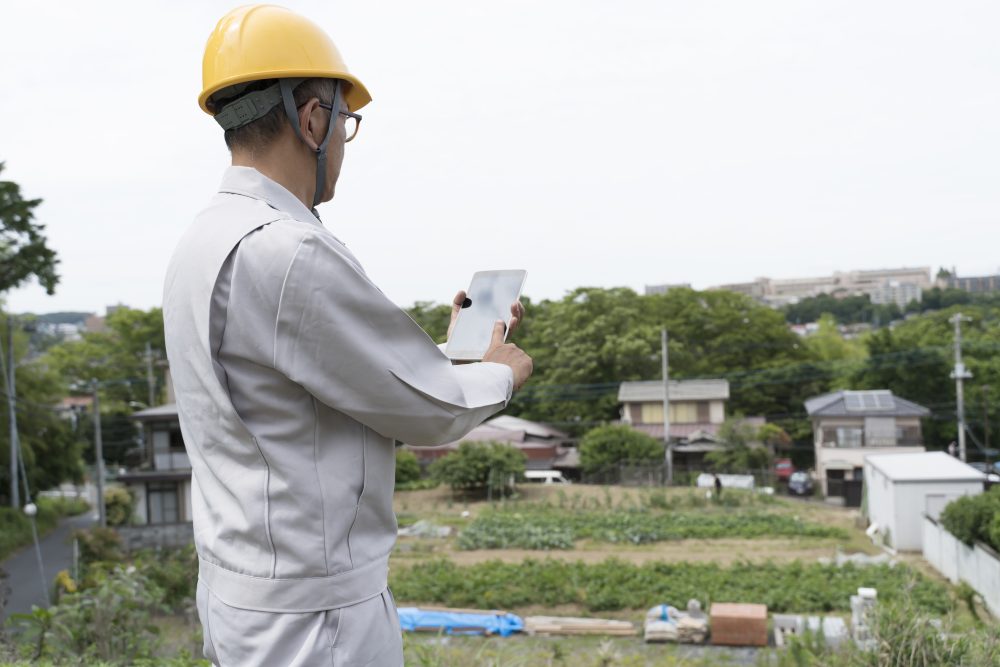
[1,0,998,315]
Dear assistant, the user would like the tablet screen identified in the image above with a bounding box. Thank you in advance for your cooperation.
[445,270,526,361]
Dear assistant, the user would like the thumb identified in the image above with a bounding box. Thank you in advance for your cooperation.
[489,319,506,349]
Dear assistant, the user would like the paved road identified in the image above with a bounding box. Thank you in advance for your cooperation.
[1,512,96,626]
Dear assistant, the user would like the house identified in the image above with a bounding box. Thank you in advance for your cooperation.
[805,390,929,504]
[401,415,578,475]
[864,451,985,551]
[119,404,192,525]
[618,379,750,466]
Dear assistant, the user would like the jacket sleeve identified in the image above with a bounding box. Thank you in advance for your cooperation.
[272,231,513,446]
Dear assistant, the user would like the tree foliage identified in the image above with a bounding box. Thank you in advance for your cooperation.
[851,304,1000,450]
[429,441,526,495]
[704,419,773,472]
[0,163,59,294]
[579,424,664,474]
[44,307,166,409]
[394,448,421,486]
[0,311,84,504]
[505,287,822,439]
[940,486,1000,551]
[783,293,901,326]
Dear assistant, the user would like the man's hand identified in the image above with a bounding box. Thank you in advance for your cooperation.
[483,320,533,391]
[447,290,525,342]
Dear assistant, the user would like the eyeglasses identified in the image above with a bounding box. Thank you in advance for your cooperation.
[296,100,362,142]
[318,103,362,143]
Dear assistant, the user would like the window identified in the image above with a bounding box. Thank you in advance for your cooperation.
[671,403,698,424]
[147,483,180,524]
[836,427,863,448]
[640,403,663,424]
[639,402,700,424]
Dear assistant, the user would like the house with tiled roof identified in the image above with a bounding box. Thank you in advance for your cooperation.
[805,389,929,503]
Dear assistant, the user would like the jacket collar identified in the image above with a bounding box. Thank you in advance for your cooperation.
[218,166,321,225]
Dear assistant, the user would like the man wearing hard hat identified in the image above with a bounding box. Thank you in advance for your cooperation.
[163,6,533,665]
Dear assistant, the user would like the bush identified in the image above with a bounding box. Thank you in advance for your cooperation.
[939,486,1000,550]
[10,565,166,665]
[430,441,525,495]
[578,424,663,474]
[395,449,422,487]
[103,486,136,527]
[73,527,125,565]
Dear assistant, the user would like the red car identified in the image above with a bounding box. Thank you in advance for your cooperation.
[774,458,794,482]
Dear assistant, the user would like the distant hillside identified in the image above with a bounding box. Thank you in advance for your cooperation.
[32,311,93,325]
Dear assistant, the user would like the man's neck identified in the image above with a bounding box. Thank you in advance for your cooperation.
[232,150,314,210]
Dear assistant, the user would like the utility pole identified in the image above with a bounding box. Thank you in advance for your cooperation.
[950,313,973,462]
[662,328,672,485]
[145,342,156,407]
[7,316,19,509]
[984,384,991,464]
[92,380,106,527]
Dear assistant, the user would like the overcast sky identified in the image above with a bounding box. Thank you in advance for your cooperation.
[2,1,998,315]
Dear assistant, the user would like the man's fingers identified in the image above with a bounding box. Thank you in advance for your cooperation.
[489,319,506,348]
[508,315,519,336]
[452,290,467,309]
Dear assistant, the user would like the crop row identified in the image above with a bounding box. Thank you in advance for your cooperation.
[456,509,845,550]
[390,558,951,614]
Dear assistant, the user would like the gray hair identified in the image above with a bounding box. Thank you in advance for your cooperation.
[210,78,338,153]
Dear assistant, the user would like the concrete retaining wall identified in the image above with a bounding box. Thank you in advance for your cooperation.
[118,522,194,553]
[923,515,1000,617]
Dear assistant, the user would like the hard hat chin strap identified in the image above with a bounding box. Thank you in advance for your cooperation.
[279,78,342,212]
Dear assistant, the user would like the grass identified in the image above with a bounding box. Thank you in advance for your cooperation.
[390,557,952,615]
[0,496,90,561]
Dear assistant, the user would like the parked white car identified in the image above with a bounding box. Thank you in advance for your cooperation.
[524,470,571,484]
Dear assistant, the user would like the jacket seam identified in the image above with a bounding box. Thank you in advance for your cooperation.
[313,396,330,576]
[249,434,278,577]
[273,234,312,369]
[346,425,368,568]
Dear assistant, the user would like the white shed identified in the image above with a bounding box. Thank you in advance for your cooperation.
[864,452,985,551]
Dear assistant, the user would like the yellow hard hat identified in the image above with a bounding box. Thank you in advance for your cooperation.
[199,4,371,115]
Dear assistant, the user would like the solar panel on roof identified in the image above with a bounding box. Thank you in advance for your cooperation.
[845,393,865,410]
[844,390,894,411]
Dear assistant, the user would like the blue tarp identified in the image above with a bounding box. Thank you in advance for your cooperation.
[397,607,524,637]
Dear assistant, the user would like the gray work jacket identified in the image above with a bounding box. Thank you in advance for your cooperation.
[163,167,512,612]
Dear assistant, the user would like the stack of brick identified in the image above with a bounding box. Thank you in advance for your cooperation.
[709,603,768,647]
[850,587,877,650]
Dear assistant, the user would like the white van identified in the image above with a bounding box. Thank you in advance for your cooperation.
[524,470,571,484]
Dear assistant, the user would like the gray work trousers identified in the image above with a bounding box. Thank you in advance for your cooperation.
[197,580,404,666]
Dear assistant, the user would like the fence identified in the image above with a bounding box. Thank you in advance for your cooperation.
[117,522,194,552]
[581,463,777,488]
[922,515,1000,618]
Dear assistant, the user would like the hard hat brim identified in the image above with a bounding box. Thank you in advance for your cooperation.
[200,71,371,115]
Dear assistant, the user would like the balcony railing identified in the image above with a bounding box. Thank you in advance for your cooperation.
[154,451,191,471]
[821,436,924,449]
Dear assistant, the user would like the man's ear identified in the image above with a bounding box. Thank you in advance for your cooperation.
[297,98,322,151]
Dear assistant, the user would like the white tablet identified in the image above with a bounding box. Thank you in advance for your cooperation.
[445,270,527,361]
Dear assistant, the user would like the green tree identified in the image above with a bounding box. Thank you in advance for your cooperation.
[508,287,823,441]
[405,301,453,344]
[850,305,1000,449]
[44,307,166,409]
[394,448,421,486]
[704,419,773,472]
[0,311,84,504]
[579,424,663,474]
[0,163,59,294]
[429,441,526,495]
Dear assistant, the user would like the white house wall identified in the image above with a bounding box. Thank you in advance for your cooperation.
[865,463,895,547]
[709,400,724,424]
[131,484,148,525]
[888,480,982,551]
